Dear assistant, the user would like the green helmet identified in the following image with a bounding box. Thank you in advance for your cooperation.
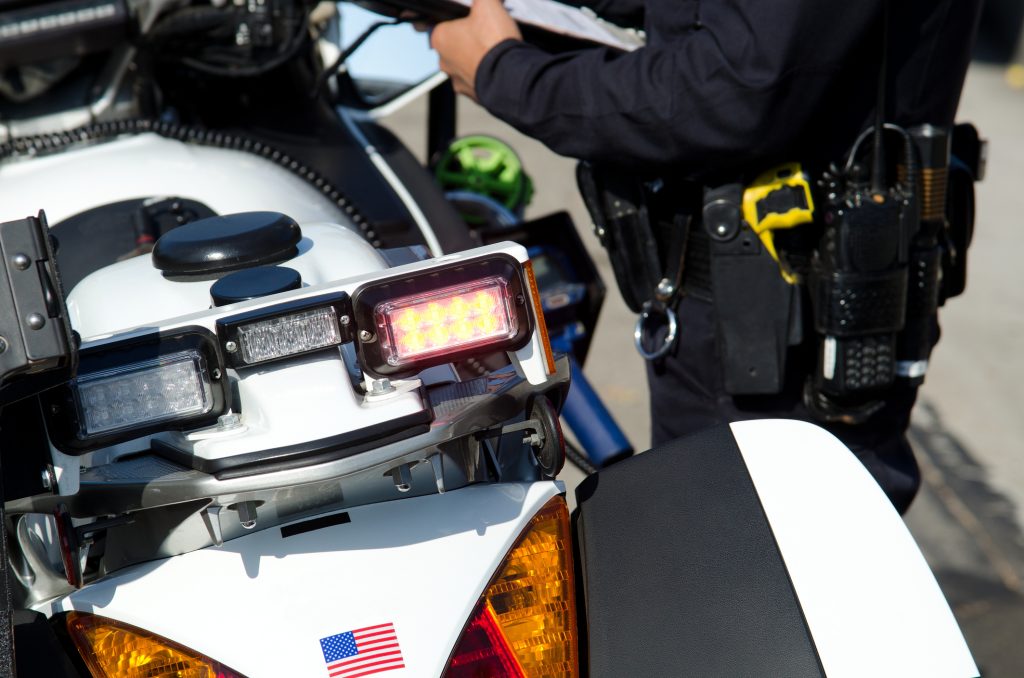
[435,135,534,218]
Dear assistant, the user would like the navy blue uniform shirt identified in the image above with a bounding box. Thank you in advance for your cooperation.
[475,0,982,178]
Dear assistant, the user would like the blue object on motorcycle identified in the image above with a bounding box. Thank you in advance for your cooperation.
[561,353,632,467]
[210,266,302,307]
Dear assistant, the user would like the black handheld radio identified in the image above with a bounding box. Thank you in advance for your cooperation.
[803,1,953,424]
[806,149,911,422]
[805,123,952,424]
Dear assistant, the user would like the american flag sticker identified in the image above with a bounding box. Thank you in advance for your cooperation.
[319,622,405,678]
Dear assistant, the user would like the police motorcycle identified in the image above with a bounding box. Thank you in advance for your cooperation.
[0,0,982,675]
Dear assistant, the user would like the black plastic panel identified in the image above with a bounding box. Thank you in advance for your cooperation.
[152,408,431,477]
[0,211,76,407]
[0,397,52,501]
[574,424,825,677]
[12,611,79,678]
[210,266,302,307]
[51,198,218,293]
[281,511,351,539]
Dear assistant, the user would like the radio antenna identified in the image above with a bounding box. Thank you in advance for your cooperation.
[870,1,890,194]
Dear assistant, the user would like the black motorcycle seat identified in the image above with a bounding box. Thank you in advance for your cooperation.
[573,424,825,677]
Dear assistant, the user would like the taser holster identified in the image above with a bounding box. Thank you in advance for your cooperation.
[703,184,802,395]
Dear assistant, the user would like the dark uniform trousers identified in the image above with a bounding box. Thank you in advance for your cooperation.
[647,294,923,513]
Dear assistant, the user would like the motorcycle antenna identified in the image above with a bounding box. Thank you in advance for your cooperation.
[870,0,889,195]
[312,18,407,100]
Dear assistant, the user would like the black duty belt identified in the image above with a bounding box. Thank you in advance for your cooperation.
[680,225,712,299]
[577,162,799,372]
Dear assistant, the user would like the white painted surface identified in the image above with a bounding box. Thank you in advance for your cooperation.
[0,133,348,226]
[46,482,561,678]
[191,351,424,462]
[731,420,978,678]
[66,222,387,340]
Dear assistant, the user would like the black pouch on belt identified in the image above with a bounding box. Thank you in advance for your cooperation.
[941,122,984,303]
[576,162,662,313]
[703,184,802,395]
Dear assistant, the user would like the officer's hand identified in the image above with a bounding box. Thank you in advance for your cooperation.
[430,0,522,101]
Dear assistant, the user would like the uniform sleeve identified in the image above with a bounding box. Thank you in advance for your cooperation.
[475,2,882,175]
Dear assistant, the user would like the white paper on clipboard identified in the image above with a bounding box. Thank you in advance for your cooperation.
[449,0,645,52]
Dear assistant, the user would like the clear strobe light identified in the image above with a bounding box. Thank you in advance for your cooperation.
[74,350,213,437]
[236,306,341,364]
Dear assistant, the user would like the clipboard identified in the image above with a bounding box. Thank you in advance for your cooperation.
[354,0,645,53]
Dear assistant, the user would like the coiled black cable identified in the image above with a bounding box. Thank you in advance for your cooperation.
[0,118,383,247]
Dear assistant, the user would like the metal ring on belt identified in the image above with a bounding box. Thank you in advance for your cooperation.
[634,300,678,361]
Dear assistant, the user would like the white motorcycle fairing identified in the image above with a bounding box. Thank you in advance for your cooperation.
[66,222,387,340]
[0,133,348,227]
[732,420,977,678]
[38,481,562,678]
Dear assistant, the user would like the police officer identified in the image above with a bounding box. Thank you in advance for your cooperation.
[430,0,983,513]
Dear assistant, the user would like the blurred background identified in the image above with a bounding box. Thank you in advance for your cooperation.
[380,4,1024,674]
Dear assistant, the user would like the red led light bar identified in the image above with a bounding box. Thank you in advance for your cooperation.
[376,277,518,367]
[353,254,534,377]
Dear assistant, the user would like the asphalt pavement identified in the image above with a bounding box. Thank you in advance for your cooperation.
[384,59,1024,675]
